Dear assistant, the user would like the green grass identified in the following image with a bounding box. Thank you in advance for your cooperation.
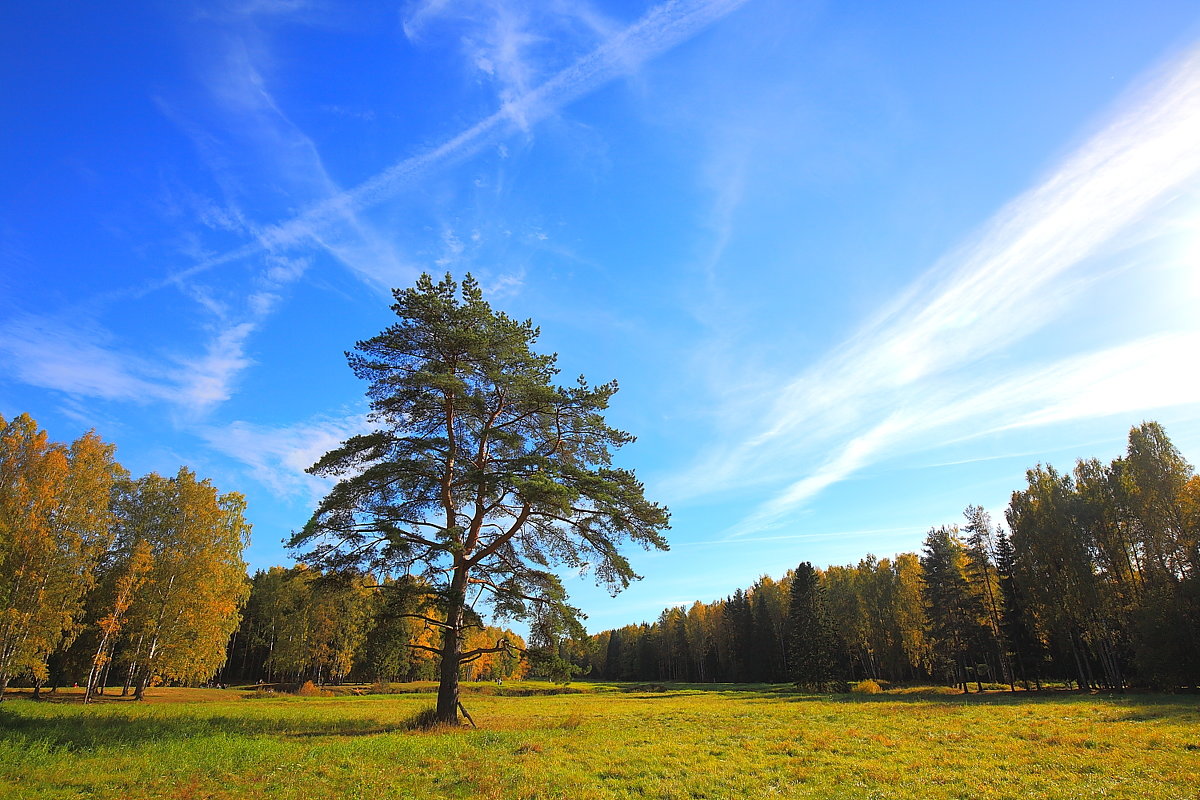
[1,682,1198,799]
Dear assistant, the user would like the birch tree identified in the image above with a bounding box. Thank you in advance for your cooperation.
[123,469,249,698]
[0,415,122,699]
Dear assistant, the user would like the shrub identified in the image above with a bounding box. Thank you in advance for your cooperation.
[851,679,883,695]
[295,680,331,697]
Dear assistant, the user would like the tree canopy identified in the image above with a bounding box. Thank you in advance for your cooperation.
[291,273,669,722]
[578,423,1198,693]
[0,415,250,700]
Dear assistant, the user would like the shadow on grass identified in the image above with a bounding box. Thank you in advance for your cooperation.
[590,681,790,696]
[766,685,1200,721]
[0,703,405,753]
[591,680,1200,721]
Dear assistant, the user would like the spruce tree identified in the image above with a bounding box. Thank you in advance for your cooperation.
[786,562,840,691]
[920,525,989,692]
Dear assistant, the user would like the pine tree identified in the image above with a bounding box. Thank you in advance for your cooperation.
[921,526,989,692]
[993,528,1043,690]
[786,562,840,691]
[291,274,669,723]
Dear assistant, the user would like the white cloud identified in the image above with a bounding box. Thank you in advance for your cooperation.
[173,320,258,414]
[0,316,171,403]
[208,33,413,287]
[680,526,918,548]
[0,311,259,417]
[0,277,295,418]
[729,331,1200,537]
[161,0,752,288]
[481,267,525,299]
[198,412,370,499]
[673,43,1200,536]
[405,0,622,132]
[990,333,1200,432]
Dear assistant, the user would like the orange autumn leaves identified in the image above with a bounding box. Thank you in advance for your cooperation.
[0,413,249,700]
[0,414,122,695]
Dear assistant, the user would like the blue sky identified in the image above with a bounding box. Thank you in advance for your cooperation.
[3,0,1200,632]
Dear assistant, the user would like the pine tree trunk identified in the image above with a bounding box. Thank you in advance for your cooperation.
[435,568,467,724]
[435,627,461,723]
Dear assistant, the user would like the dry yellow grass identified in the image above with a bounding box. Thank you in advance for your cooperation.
[1,682,1197,799]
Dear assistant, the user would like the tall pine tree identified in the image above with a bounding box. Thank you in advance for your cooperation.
[786,562,840,691]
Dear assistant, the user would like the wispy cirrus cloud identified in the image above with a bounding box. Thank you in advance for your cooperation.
[403,0,622,130]
[163,26,412,289]
[0,315,172,404]
[158,0,753,288]
[672,42,1200,536]
[198,412,370,499]
[5,0,752,426]
[137,17,408,415]
[0,308,263,418]
[171,289,284,415]
[0,252,310,418]
[731,331,1200,536]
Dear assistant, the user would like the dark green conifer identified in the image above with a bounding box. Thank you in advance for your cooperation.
[786,562,841,691]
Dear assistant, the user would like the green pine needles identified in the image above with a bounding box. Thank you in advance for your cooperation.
[291,273,669,724]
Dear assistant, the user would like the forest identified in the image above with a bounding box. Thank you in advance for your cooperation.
[220,567,528,686]
[0,413,249,701]
[2,412,1197,696]
[576,421,1200,692]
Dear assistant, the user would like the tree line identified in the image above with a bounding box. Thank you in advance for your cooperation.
[221,567,528,686]
[0,414,250,701]
[5,275,670,726]
[0,413,530,697]
[6,405,1193,697]
[574,422,1200,691]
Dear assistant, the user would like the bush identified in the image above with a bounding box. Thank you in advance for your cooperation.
[295,680,331,697]
[851,679,883,695]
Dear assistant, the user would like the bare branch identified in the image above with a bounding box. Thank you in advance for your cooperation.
[460,639,522,660]
[465,503,531,567]
[398,613,454,630]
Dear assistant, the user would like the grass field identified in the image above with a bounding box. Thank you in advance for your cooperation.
[1,682,1197,799]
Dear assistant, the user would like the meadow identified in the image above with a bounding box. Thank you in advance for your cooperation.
[1,682,1197,800]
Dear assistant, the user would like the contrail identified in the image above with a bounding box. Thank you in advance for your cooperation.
[160,0,753,289]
